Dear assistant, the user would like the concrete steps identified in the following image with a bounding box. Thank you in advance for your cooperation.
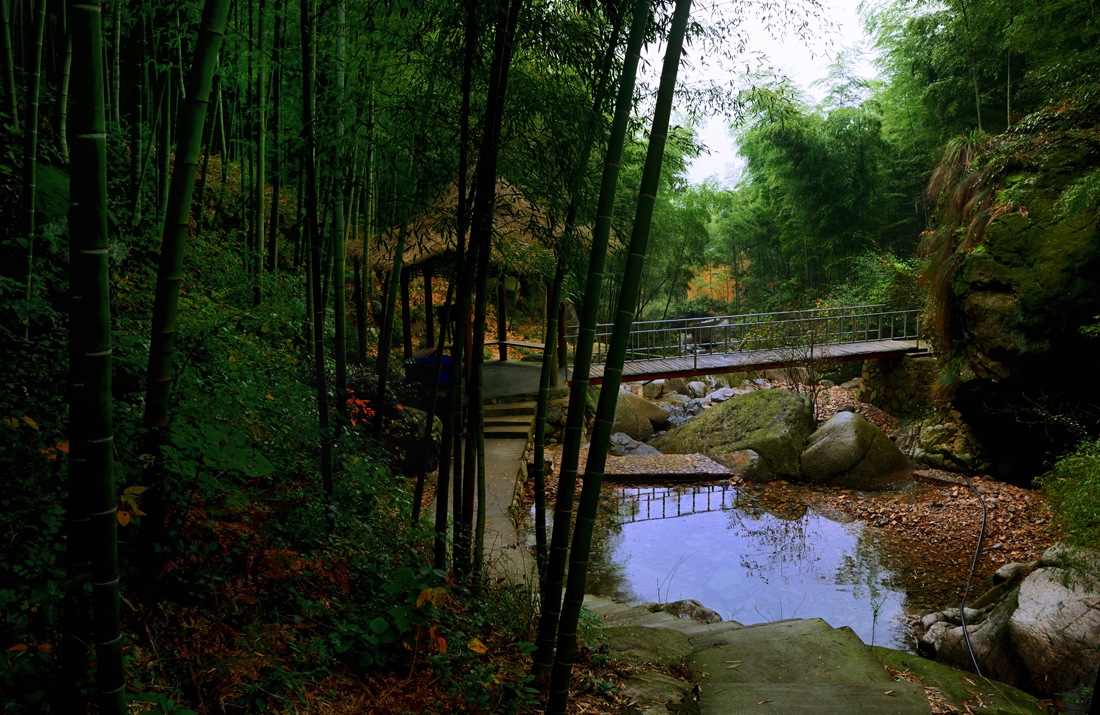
[583,595,931,715]
[483,402,535,440]
[483,400,537,417]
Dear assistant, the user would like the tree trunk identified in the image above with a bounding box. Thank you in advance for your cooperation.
[195,73,219,233]
[301,0,332,494]
[532,0,652,675]
[547,3,691,710]
[371,209,408,440]
[1,0,17,130]
[143,0,231,431]
[333,0,347,408]
[252,2,266,307]
[532,261,564,578]
[56,30,71,159]
[434,0,478,571]
[68,3,125,711]
[21,0,45,311]
[411,281,454,524]
[400,268,413,360]
[266,0,283,272]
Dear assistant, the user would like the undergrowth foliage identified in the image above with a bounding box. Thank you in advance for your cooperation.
[2,209,541,713]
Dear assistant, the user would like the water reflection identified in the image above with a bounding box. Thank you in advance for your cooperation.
[581,484,913,651]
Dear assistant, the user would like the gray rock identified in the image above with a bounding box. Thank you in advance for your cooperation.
[841,377,862,389]
[765,367,810,383]
[800,411,911,490]
[740,378,770,390]
[665,377,691,396]
[913,544,1100,696]
[663,599,722,624]
[619,391,670,429]
[688,381,708,398]
[818,379,836,389]
[600,625,694,666]
[721,449,771,481]
[659,393,690,405]
[650,389,814,480]
[924,592,1023,689]
[612,397,655,440]
[609,432,661,456]
[642,379,665,399]
[621,672,690,711]
[1008,566,1100,693]
[705,387,739,403]
[994,562,1031,584]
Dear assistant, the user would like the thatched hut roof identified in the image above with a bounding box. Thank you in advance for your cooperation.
[348,178,588,278]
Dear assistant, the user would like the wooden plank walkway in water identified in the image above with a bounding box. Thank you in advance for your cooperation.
[568,339,922,385]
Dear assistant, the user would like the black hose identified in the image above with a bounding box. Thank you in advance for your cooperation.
[958,471,987,678]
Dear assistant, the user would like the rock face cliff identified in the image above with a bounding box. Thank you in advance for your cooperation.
[938,138,1100,481]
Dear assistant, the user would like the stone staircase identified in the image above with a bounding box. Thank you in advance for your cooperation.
[483,400,536,440]
[582,595,931,715]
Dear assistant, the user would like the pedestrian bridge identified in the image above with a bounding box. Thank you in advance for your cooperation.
[565,304,924,386]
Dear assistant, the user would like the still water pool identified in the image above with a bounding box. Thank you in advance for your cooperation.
[575,483,918,652]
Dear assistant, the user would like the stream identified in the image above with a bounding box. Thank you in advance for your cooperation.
[532,481,937,653]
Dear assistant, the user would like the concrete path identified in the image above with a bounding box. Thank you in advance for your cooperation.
[430,362,549,586]
[583,595,931,715]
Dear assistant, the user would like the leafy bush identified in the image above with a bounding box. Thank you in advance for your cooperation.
[1038,437,1100,548]
[825,251,923,312]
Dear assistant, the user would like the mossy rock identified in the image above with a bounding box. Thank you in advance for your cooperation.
[600,626,694,666]
[650,389,814,480]
[871,647,1040,715]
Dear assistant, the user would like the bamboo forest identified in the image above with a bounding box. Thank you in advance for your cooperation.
[2,0,1099,713]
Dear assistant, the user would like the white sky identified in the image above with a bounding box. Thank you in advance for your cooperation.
[641,0,879,186]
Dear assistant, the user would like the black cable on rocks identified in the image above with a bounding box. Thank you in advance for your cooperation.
[958,471,987,678]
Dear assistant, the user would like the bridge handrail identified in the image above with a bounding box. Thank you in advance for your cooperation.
[566,305,921,366]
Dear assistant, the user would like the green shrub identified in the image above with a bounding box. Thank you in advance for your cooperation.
[1038,437,1100,547]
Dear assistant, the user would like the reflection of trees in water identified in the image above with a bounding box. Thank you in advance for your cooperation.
[725,499,821,583]
[833,537,891,603]
[584,487,631,598]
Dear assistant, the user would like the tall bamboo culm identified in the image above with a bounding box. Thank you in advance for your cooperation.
[142,0,231,430]
[532,0,652,675]
[21,0,45,313]
[0,0,17,130]
[333,0,348,410]
[67,2,125,711]
[546,3,691,711]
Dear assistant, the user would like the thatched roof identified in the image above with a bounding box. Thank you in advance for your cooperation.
[348,178,588,278]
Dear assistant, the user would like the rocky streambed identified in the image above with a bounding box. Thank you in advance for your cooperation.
[522,377,1100,702]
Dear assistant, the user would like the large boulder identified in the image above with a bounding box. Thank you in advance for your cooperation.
[1008,565,1100,694]
[664,377,692,397]
[913,545,1100,697]
[938,139,1100,481]
[608,391,669,440]
[612,398,654,440]
[642,379,665,399]
[609,432,661,456]
[649,389,814,480]
[800,411,911,490]
[619,391,670,429]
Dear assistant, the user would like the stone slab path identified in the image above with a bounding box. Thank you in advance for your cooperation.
[583,595,931,715]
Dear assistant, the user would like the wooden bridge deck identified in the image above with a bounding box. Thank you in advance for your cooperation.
[568,339,922,385]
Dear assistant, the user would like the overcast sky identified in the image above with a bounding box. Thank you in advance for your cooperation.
[640,0,879,186]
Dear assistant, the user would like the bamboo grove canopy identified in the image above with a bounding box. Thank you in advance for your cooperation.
[349,176,594,280]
